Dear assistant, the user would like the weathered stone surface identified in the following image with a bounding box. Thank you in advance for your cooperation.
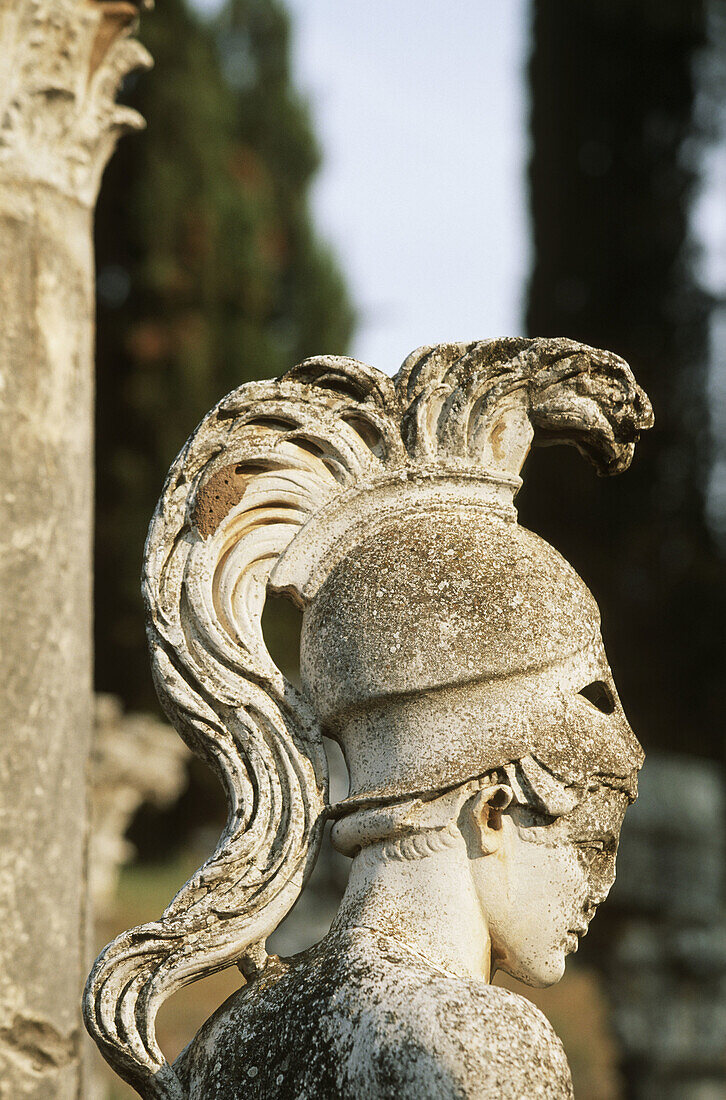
[176,927,574,1099]
[0,4,149,1096]
[0,1,150,206]
[85,339,652,1098]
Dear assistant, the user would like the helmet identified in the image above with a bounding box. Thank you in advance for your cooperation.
[301,507,642,804]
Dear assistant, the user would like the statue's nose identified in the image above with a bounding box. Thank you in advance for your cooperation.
[586,857,617,909]
[634,383,655,431]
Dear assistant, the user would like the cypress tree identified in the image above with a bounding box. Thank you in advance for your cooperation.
[523,0,724,761]
[94,0,354,707]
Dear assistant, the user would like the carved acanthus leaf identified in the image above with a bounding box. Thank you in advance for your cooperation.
[0,0,152,205]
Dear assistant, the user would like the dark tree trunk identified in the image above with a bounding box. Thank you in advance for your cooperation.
[523,0,723,761]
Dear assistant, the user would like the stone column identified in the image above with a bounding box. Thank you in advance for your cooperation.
[0,4,149,1096]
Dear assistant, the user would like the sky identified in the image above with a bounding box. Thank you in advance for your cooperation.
[191,0,530,374]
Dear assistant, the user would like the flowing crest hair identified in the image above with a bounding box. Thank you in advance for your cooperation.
[84,339,652,1098]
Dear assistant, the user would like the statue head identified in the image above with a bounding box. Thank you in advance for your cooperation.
[85,337,652,1096]
[308,507,642,988]
[331,752,636,987]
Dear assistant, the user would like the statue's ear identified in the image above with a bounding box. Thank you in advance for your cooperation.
[468,785,513,854]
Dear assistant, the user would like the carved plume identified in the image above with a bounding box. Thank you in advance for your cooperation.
[0,0,152,205]
[398,337,653,477]
[84,338,652,1098]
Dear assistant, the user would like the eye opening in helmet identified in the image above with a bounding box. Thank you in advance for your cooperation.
[578,680,615,714]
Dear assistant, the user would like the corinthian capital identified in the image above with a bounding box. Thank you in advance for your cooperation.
[0,0,151,206]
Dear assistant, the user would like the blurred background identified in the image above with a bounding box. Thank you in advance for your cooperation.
[91,1,726,1096]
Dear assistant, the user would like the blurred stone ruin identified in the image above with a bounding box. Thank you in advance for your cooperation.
[603,753,726,1099]
[89,695,189,916]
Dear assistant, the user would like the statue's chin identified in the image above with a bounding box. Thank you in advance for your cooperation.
[498,950,567,989]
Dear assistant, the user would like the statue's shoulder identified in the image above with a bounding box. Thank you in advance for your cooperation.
[175,928,572,1099]
[449,979,573,1099]
[344,929,573,1099]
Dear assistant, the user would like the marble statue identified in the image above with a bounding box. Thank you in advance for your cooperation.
[84,337,652,1098]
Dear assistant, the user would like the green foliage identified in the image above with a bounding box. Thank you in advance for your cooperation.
[95,0,355,706]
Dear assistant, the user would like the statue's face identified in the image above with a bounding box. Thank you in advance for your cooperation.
[469,784,630,987]
[464,643,641,987]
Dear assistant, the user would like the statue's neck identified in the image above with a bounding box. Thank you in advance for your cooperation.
[331,838,492,981]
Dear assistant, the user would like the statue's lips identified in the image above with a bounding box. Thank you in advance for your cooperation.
[568,909,596,943]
